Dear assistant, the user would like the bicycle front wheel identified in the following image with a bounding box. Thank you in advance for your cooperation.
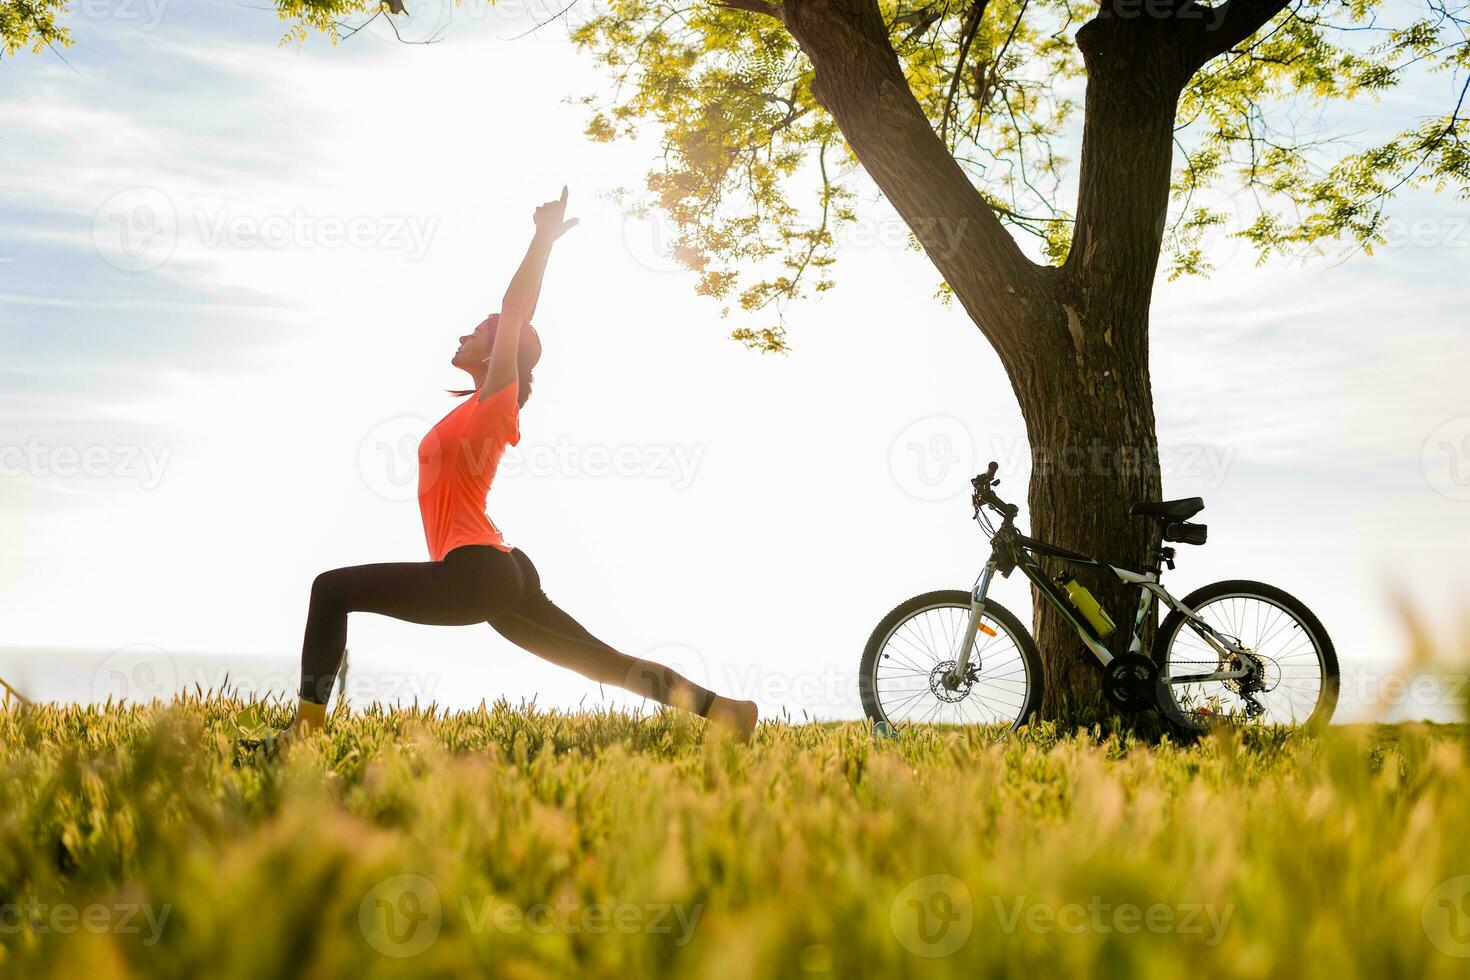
[1153,579,1339,731]
[860,591,1043,730]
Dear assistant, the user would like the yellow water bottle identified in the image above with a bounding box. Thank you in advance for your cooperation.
[1060,576,1116,638]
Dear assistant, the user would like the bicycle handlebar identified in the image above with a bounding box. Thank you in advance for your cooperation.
[971,461,1019,520]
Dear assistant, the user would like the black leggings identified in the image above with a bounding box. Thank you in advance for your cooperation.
[299,545,717,713]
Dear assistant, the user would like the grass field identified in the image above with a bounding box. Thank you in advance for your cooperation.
[1,699,1468,978]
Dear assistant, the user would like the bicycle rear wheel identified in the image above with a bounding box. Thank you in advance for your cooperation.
[860,591,1043,730]
[1153,579,1338,732]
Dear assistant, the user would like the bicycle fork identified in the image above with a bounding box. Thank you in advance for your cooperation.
[949,560,998,687]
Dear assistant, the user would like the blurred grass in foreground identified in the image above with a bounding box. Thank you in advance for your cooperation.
[1,697,1468,978]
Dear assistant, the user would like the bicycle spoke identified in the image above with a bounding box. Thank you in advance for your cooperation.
[870,601,1034,728]
[1161,591,1329,727]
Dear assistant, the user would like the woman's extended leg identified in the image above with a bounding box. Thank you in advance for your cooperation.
[489,549,757,736]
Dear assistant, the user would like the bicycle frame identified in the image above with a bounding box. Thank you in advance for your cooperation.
[952,524,1254,687]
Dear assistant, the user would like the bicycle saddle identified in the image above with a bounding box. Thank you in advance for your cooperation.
[1129,497,1204,521]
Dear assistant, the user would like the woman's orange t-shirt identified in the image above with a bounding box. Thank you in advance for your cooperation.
[417,381,521,562]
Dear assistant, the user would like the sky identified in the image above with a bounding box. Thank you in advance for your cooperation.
[2,0,1468,723]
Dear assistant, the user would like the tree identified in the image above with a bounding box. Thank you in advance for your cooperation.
[14,0,1466,719]
[1,0,68,56]
[564,0,1469,719]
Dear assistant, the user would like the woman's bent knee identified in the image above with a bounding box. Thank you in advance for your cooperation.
[310,568,350,608]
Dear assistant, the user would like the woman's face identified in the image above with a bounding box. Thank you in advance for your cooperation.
[451,316,496,371]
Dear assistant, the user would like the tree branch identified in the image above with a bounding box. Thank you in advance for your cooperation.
[940,0,990,144]
[712,0,784,18]
[777,0,1047,347]
[1183,0,1293,67]
[1064,9,1196,343]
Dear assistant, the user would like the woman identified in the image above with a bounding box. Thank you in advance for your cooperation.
[286,188,757,740]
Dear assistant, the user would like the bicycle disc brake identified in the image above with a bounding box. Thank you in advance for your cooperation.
[929,660,978,703]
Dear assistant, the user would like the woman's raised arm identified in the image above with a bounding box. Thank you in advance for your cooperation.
[482,187,579,400]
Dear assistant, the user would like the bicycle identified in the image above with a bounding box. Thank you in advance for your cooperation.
[860,461,1339,734]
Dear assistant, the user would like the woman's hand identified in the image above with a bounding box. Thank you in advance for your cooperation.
[533,186,579,242]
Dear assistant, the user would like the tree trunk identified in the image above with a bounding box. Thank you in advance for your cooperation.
[781,0,1191,721]
[1011,16,1183,719]
[1011,322,1162,719]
